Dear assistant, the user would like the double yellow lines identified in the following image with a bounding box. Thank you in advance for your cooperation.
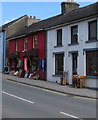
[5,79,97,101]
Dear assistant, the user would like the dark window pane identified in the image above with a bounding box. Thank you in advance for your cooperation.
[89,20,97,40]
[71,25,78,43]
[72,53,78,75]
[57,29,62,46]
[55,54,64,75]
[86,50,98,76]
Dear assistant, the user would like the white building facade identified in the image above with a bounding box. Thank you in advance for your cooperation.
[47,15,98,88]
[0,31,6,72]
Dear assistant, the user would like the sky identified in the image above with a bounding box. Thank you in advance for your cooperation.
[0,0,98,26]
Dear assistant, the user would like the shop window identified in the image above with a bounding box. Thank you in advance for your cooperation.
[33,36,37,48]
[55,54,64,75]
[16,40,18,51]
[86,50,98,76]
[57,29,62,46]
[88,20,97,40]
[24,38,28,51]
[71,25,78,44]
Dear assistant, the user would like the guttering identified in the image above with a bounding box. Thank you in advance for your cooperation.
[7,34,26,41]
[45,15,97,31]
[27,29,45,35]
[7,29,45,40]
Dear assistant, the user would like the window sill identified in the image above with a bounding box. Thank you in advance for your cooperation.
[52,74,64,77]
[54,45,63,48]
[86,76,98,79]
[86,40,98,43]
[68,43,79,46]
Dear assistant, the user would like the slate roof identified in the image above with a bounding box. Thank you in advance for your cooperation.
[7,2,98,40]
[0,15,28,32]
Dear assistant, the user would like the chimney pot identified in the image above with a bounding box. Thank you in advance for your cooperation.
[30,16,32,18]
[34,16,36,19]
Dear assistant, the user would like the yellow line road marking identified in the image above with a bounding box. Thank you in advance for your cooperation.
[74,96,97,101]
[4,79,97,101]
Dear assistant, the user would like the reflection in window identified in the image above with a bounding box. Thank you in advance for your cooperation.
[86,50,98,76]
[57,29,62,46]
[88,20,97,40]
[55,54,64,75]
[71,25,78,43]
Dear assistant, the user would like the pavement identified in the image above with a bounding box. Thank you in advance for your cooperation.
[1,73,97,99]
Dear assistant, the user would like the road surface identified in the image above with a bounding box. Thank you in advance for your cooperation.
[2,79,96,119]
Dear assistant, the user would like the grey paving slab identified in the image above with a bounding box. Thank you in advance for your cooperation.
[1,73,97,99]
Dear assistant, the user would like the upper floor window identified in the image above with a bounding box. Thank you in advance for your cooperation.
[24,38,28,51]
[57,29,62,46]
[33,36,37,48]
[71,25,78,44]
[88,20,97,40]
[16,40,18,51]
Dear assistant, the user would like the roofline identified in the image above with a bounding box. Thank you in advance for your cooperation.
[7,15,97,40]
[1,15,28,30]
[7,15,28,28]
[45,14,97,30]
[28,29,44,35]
[7,34,26,41]
[7,29,45,40]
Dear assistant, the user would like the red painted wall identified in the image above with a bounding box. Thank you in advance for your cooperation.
[27,36,33,50]
[32,32,45,79]
[37,32,45,59]
[8,31,46,79]
[9,40,16,53]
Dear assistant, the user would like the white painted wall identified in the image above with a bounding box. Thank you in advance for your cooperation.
[47,18,98,88]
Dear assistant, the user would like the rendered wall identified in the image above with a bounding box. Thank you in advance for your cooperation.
[47,18,98,88]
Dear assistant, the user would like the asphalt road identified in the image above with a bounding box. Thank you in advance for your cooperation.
[2,79,96,119]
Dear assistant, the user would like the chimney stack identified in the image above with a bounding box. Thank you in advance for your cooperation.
[61,0,80,14]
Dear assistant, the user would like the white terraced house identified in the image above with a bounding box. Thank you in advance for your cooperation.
[46,1,98,89]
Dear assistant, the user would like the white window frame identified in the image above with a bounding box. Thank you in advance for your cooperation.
[33,36,37,48]
[24,38,28,51]
[16,40,18,51]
